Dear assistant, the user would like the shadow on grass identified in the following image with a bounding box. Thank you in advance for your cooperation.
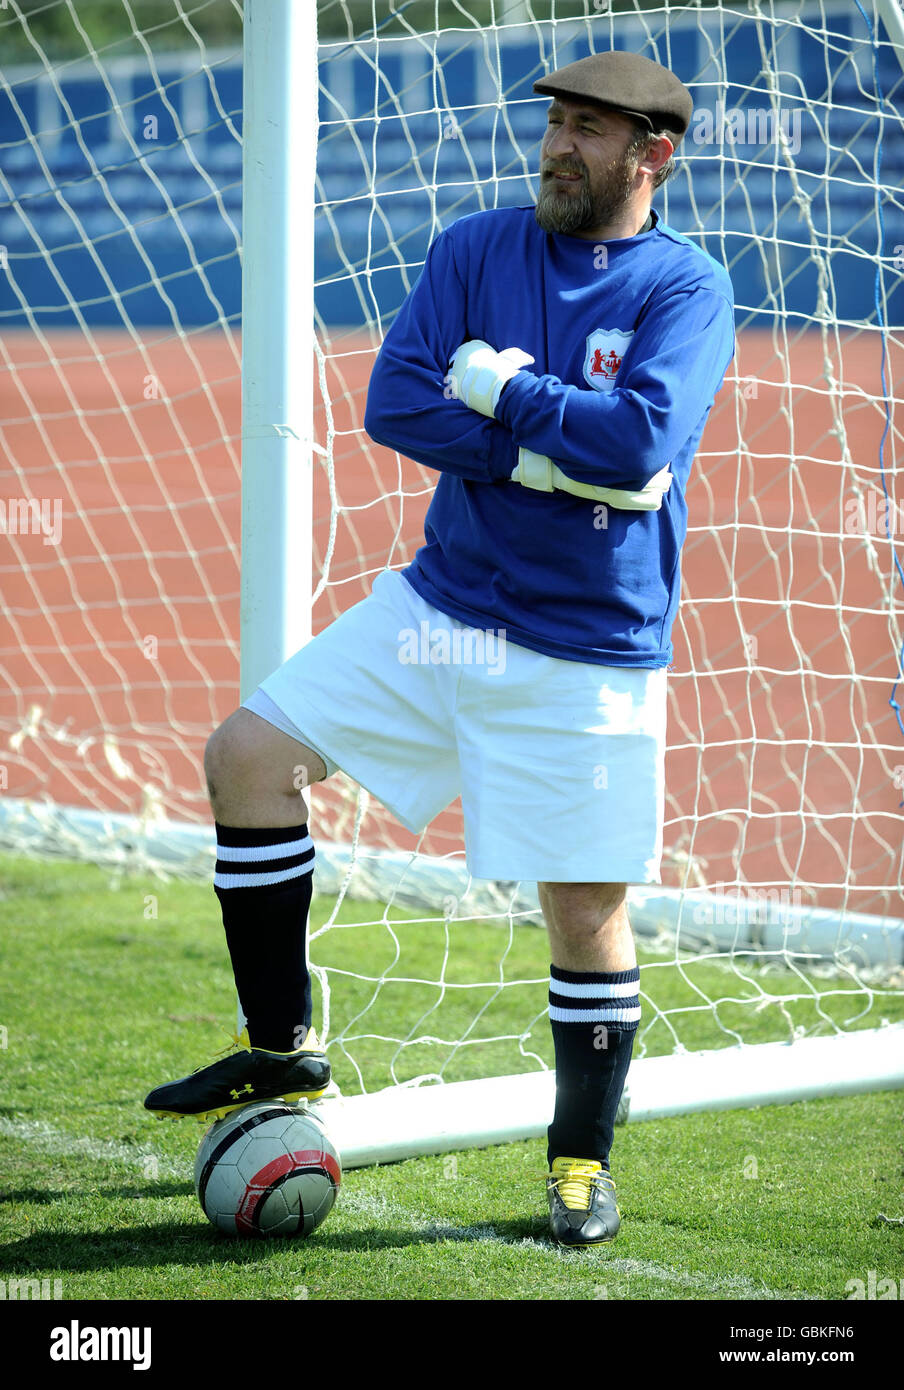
[0,1183,194,1206]
[0,1213,552,1274]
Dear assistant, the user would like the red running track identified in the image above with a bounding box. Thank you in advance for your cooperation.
[1,325,901,914]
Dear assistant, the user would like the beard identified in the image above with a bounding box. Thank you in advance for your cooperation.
[534,153,637,235]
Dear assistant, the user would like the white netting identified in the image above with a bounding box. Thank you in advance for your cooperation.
[1,0,902,1100]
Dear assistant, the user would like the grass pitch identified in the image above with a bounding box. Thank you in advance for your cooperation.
[0,854,902,1301]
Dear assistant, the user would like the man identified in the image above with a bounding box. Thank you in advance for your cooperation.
[144,50,735,1249]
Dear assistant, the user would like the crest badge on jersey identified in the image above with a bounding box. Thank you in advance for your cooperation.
[583,328,634,392]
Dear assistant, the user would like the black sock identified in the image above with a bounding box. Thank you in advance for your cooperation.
[213,823,315,1053]
[546,964,640,1171]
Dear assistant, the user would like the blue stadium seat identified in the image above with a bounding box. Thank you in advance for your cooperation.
[2,171,53,204]
[53,179,98,211]
[103,172,156,210]
[0,206,32,246]
[36,208,81,248]
[204,141,242,175]
[164,171,219,208]
[319,169,372,202]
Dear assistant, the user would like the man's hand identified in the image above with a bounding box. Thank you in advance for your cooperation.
[512,448,673,511]
[448,340,535,419]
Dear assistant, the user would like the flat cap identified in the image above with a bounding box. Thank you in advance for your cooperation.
[533,50,694,143]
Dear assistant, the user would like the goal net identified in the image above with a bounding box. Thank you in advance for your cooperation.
[1,0,902,1162]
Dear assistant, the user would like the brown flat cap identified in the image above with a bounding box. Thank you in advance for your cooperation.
[534,50,694,143]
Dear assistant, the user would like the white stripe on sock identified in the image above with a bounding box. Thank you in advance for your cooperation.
[549,976,639,999]
[213,861,315,890]
[548,1004,641,1024]
[216,834,313,863]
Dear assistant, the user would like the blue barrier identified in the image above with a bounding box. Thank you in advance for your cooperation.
[0,19,901,328]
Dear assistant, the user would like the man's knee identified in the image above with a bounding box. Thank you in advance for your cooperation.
[204,708,326,801]
[204,710,257,795]
[538,881,628,937]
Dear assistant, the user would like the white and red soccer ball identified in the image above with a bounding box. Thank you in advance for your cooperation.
[195,1101,341,1237]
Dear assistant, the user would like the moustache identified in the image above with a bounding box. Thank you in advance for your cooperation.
[541,160,587,179]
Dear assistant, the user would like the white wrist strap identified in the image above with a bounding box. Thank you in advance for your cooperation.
[513,449,672,511]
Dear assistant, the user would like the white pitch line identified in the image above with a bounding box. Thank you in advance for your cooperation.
[590,1255,815,1301]
[0,1123,812,1299]
[0,1115,186,1181]
[425,1229,811,1299]
[337,1187,809,1300]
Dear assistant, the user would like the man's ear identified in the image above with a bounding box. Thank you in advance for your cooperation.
[636,133,674,178]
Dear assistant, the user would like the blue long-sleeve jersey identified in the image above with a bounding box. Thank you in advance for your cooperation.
[363,205,735,667]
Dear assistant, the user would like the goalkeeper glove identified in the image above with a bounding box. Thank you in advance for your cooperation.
[512,448,673,511]
[448,340,535,419]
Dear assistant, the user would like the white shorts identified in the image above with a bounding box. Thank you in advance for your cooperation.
[243,569,666,884]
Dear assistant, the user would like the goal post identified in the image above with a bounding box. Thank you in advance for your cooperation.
[324,1024,904,1169]
[0,0,903,1166]
[262,0,904,1156]
[239,0,317,702]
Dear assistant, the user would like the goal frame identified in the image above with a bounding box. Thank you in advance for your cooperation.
[236,0,904,1164]
[240,0,317,698]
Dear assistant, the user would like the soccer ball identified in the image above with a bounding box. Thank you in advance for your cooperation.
[194,1101,341,1237]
